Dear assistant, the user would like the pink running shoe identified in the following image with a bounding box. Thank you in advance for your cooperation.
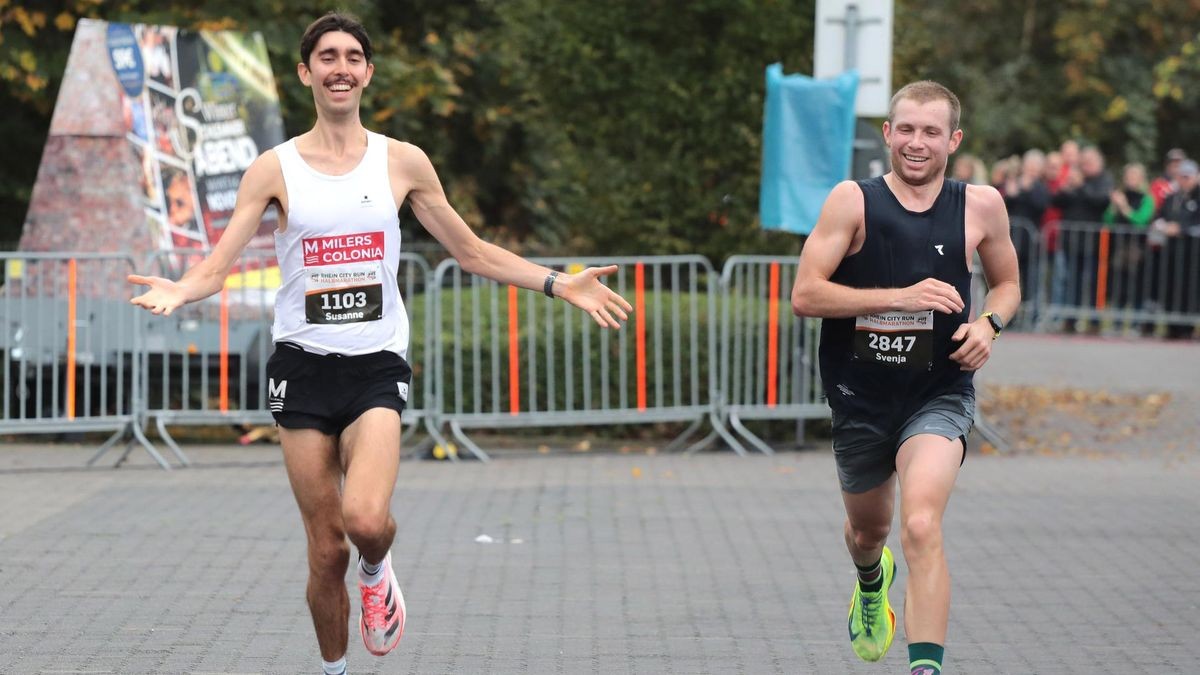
[358,551,406,655]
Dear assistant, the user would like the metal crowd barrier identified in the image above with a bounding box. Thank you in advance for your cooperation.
[1038,221,1200,333]
[430,256,721,461]
[713,256,825,455]
[1008,217,1044,327]
[137,249,441,465]
[14,231,1192,468]
[0,252,162,466]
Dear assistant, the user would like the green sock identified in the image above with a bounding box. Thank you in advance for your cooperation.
[909,642,943,674]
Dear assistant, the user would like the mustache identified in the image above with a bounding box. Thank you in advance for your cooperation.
[324,77,357,87]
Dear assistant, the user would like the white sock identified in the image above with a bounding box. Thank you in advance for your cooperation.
[359,556,386,587]
[322,656,346,675]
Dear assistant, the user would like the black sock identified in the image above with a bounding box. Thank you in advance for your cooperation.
[856,558,884,593]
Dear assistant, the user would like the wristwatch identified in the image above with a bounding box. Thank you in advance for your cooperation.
[981,311,1004,340]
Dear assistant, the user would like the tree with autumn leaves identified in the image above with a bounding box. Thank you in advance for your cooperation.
[2,0,1199,259]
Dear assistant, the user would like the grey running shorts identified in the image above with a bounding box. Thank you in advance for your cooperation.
[265,341,413,436]
[831,390,975,494]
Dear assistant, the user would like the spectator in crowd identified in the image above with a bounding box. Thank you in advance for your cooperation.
[1042,150,1069,312]
[1151,159,1200,339]
[1003,149,1051,304]
[1042,151,1067,226]
[951,153,987,184]
[1055,146,1112,223]
[1104,163,1156,228]
[1102,162,1156,313]
[1004,149,1051,225]
[1052,145,1113,315]
[1060,140,1080,177]
[989,155,1020,191]
[1150,148,1187,209]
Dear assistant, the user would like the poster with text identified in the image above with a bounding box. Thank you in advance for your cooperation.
[106,22,284,288]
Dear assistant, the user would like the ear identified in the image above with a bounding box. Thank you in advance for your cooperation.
[362,61,374,88]
[297,61,312,87]
[881,120,892,148]
[948,128,964,154]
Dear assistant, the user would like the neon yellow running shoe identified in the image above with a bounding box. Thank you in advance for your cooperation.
[847,545,897,662]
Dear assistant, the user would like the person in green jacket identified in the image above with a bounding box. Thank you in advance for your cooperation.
[1104,162,1156,227]
[1102,162,1156,314]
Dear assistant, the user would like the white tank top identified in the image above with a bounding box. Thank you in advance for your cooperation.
[272,131,409,358]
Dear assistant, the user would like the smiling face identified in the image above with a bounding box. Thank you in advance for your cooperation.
[297,30,373,118]
[883,97,963,187]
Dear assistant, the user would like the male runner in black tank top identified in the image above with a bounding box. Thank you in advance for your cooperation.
[791,81,1020,675]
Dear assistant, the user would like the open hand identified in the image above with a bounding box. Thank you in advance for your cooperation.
[558,265,633,328]
[128,274,187,316]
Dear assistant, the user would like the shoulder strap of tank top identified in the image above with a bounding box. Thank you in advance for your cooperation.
[365,131,389,171]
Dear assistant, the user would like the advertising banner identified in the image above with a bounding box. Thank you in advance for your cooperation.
[105,21,284,286]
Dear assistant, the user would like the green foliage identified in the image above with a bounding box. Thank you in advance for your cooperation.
[893,0,1200,165]
[494,0,813,260]
[2,1,1198,251]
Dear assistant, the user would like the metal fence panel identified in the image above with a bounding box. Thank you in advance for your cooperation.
[431,256,723,460]
[717,256,826,455]
[0,252,164,466]
[139,249,440,462]
[1039,221,1200,334]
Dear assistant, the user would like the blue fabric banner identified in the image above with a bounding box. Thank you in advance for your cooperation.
[759,64,859,235]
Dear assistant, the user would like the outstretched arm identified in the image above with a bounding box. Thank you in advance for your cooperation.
[949,184,1021,371]
[396,140,632,328]
[791,180,966,318]
[128,151,282,315]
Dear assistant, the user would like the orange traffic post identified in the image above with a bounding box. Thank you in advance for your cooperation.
[219,287,229,412]
[1095,228,1110,310]
[66,258,77,420]
[635,262,647,411]
[767,262,780,408]
[508,285,520,415]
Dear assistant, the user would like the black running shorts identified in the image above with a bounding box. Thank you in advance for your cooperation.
[831,390,974,494]
[265,341,413,436]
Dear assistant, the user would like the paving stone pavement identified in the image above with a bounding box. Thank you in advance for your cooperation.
[0,442,1197,674]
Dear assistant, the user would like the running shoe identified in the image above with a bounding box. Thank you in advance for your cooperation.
[847,545,897,662]
[359,551,406,655]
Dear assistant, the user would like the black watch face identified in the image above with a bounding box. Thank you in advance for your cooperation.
[988,314,1004,333]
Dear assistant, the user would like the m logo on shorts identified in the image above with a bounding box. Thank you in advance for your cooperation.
[268,378,287,411]
[397,382,409,402]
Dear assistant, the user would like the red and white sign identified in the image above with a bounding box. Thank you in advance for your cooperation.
[302,232,384,266]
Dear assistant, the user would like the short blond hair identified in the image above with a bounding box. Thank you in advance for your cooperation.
[888,81,961,131]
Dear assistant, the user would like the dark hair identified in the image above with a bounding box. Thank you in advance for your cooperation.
[300,12,372,66]
[888,80,961,131]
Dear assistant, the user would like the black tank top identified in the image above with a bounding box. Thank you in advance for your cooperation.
[817,176,974,419]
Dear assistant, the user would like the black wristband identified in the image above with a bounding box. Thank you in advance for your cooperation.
[543,271,559,298]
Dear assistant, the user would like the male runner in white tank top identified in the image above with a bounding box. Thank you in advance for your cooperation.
[128,13,632,675]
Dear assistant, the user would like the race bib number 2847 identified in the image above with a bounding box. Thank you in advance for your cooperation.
[852,310,934,370]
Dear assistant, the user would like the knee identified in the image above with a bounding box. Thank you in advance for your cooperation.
[308,537,350,579]
[342,503,392,546]
[848,520,891,552]
[901,512,943,556]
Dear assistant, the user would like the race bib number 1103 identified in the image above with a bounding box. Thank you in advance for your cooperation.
[302,232,385,324]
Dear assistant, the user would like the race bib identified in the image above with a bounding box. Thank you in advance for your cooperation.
[852,310,933,370]
[301,233,385,324]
